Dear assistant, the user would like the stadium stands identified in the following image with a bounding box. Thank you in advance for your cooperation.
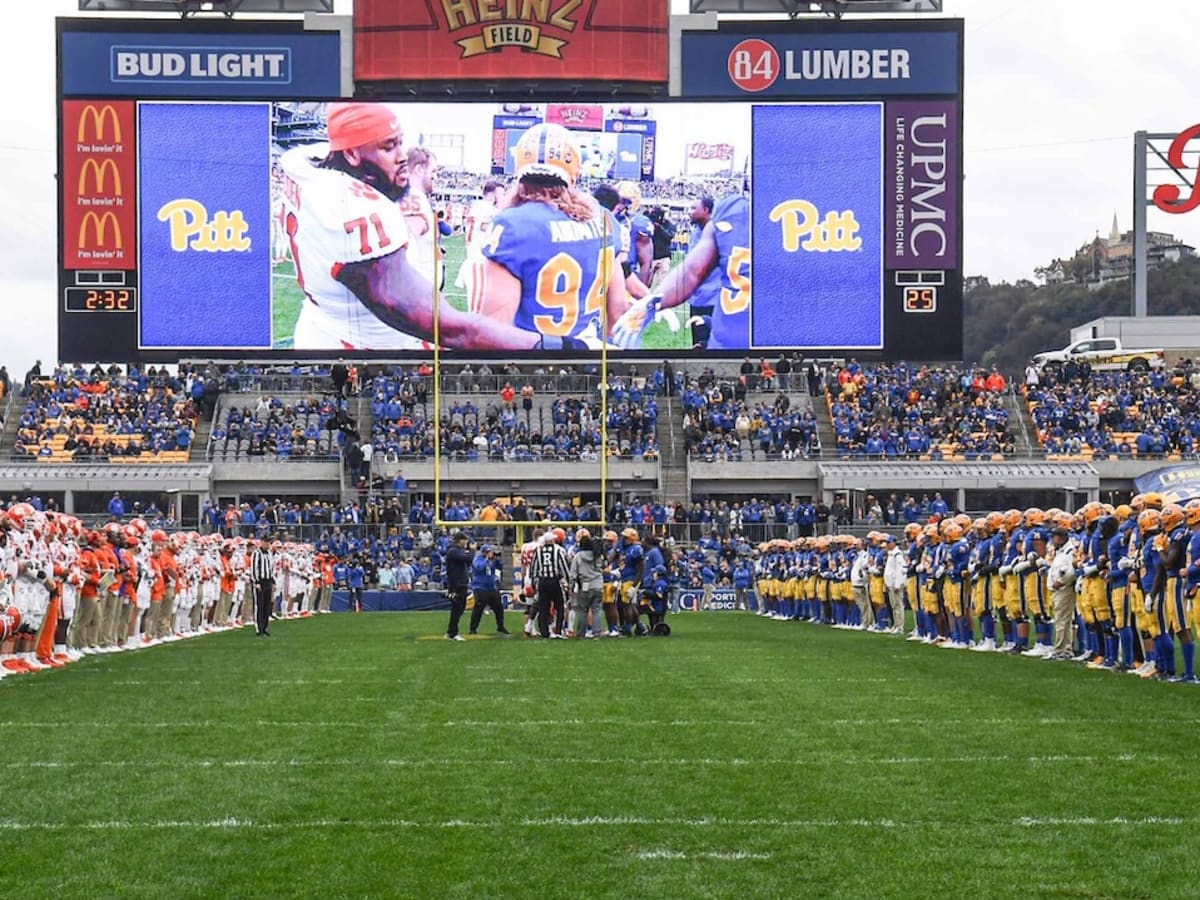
[1026,363,1200,460]
[824,361,1015,460]
[208,394,344,461]
[13,364,198,463]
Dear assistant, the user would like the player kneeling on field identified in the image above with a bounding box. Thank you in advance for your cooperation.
[637,566,671,636]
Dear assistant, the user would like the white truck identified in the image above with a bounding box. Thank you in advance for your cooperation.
[1032,337,1166,374]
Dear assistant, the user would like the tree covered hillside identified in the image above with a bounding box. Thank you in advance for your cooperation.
[963,256,1200,377]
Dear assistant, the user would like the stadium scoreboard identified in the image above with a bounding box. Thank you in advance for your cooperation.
[57,16,963,362]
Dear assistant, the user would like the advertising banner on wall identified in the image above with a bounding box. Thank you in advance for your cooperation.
[675,18,964,359]
[59,20,343,98]
[678,22,960,99]
[354,0,667,85]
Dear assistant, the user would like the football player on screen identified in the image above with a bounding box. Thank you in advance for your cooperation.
[480,123,628,347]
[278,103,560,351]
[456,179,505,314]
[612,193,750,351]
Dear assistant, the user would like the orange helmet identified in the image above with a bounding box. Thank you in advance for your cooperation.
[954,513,972,529]
[150,529,169,544]
[1023,508,1045,527]
[1161,504,1184,532]
[972,517,987,535]
[985,511,1003,534]
[942,522,964,542]
[552,527,566,544]
[922,523,941,542]
[904,523,922,540]
[1137,509,1162,535]
[603,531,618,543]
[1184,499,1200,527]
[1002,509,1022,531]
[1080,502,1103,526]
[1142,492,1165,511]
[621,527,639,543]
[1113,504,1133,523]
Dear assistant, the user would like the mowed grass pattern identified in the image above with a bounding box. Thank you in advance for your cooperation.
[3,613,1195,899]
[271,235,693,351]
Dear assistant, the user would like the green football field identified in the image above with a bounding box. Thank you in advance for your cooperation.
[3,613,1197,898]
[271,235,692,351]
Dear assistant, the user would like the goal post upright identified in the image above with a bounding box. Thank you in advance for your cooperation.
[432,197,613,532]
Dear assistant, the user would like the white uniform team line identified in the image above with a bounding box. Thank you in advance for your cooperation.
[0,507,328,679]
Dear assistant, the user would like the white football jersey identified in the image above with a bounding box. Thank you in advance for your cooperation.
[397,189,440,288]
[279,144,424,350]
[456,198,497,313]
[463,199,497,264]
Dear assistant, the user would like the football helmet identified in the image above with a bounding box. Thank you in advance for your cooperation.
[512,123,581,188]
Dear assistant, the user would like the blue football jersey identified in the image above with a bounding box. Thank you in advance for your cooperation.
[484,202,616,339]
[708,194,750,350]
[689,223,721,314]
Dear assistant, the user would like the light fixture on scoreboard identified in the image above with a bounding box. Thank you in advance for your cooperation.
[895,270,943,314]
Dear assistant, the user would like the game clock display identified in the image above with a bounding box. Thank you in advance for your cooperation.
[64,287,137,313]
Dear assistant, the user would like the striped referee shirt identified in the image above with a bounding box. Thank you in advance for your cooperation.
[530,542,569,582]
[251,548,274,582]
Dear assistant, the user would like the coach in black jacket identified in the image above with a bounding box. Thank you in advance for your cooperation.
[444,532,473,642]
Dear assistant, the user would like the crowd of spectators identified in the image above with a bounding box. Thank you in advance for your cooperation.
[12,362,198,462]
[367,369,660,462]
[1026,359,1200,458]
[209,393,346,460]
[825,361,1015,459]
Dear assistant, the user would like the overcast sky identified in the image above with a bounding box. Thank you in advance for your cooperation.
[1,0,1198,376]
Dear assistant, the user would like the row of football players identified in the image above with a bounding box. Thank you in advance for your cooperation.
[511,526,673,638]
[0,506,334,677]
[747,493,1200,681]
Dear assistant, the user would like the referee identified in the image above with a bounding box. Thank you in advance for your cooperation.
[250,540,275,637]
[530,531,570,639]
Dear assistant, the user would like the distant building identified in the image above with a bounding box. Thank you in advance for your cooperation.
[1038,212,1194,287]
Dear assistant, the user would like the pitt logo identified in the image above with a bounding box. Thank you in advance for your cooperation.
[77,104,122,144]
[439,0,580,60]
[79,211,123,252]
[770,200,862,253]
[78,159,121,196]
[157,199,251,252]
[1152,124,1200,215]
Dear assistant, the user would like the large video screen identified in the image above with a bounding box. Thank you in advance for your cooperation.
[59,99,961,359]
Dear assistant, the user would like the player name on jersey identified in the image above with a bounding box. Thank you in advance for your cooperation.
[549,218,609,244]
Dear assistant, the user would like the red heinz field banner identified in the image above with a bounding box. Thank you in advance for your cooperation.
[354,0,667,83]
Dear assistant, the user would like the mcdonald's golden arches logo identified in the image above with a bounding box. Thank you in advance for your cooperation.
[78,158,122,196]
[78,211,123,251]
[77,104,122,143]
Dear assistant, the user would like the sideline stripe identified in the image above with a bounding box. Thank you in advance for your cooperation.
[0,816,1190,832]
[3,753,1164,770]
[0,717,1171,729]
